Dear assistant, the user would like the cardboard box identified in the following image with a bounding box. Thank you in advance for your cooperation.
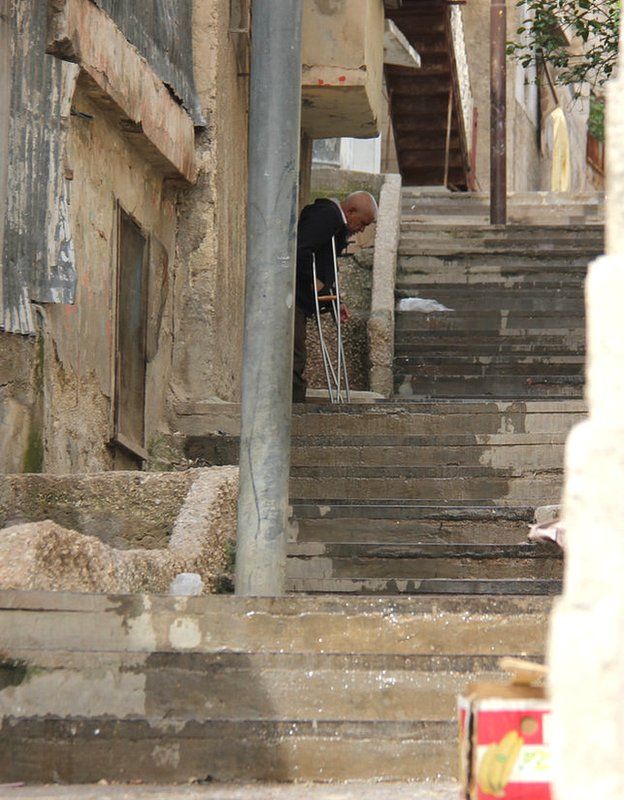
[459,683,552,800]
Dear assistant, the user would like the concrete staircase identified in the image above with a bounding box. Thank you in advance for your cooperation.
[0,191,603,785]
[0,591,551,783]
[286,191,602,599]
[286,400,577,594]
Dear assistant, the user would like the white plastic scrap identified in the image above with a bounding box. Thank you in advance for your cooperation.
[169,572,205,596]
[397,296,454,313]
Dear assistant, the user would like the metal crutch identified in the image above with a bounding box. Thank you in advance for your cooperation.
[311,243,351,403]
[330,236,350,403]
[312,254,338,403]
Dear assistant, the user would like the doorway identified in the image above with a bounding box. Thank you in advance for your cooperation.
[114,206,148,468]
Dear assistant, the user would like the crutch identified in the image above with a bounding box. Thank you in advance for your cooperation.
[311,239,351,403]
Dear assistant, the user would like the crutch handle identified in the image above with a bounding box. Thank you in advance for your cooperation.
[317,295,337,302]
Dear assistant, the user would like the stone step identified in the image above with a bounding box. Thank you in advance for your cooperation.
[291,401,586,436]
[394,330,584,346]
[394,292,585,312]
[397,273,587,289]
[291,465,560,480]
[395,279,585,293]
[185,433,568,471]
[0,591,552,781]
[291,437,567,469]
[287,577,562,595]
[394,342,584,357]
[397,252,593,270]
[290,472,563,503]
[0,590,553,656]
[292,501,535,519]
[394,312,586,332]
[398,244,599,259]
[400,213,602,226]
[286,542,563,580]
[394,373,583,399]
[394,355,584,376]
[400,189,603,213]
[0,716,458,783]
[397,276,585,290]
[295,512,533,544]
[0,649,526,724]
[397,271,591,290]
[401,222,604,238]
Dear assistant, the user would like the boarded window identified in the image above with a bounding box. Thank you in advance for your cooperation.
[114,207,148,462]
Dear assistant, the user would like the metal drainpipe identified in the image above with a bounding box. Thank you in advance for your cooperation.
[490,0,507,225]
[235,0,303,596]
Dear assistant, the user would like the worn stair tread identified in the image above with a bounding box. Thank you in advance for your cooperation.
[0,716,458,782]
[288,542,561,559]
[295,520,535,545]
[291,465,561,478]
[0,650,536,723]
[292,501,536,516]
[288,578,562,595]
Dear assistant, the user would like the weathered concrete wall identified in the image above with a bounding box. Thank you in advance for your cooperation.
[548,46,624,799]
[90,0,203,124]
[0,467,238,593]
[0,470,198,549]
[42,82,178,473]
[368,174,402,397]
[301,0,384,138]
[171,1,249,409]
[0,334,42,473]
[47,0,197,183]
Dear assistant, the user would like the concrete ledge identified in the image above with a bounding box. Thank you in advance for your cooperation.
[47,0,197,182]
[0,467,238,594]
[368,173,402,396]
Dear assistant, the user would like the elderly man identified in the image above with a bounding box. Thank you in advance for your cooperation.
[293,191,378,403]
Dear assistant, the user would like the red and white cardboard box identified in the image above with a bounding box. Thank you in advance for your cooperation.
[459,684,552,800]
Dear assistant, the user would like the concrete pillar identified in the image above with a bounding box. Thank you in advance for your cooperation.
[548,32,624,800]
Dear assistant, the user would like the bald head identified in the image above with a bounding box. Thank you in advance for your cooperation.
[340,191,378,234]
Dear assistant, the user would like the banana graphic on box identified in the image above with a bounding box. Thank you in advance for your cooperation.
[476,730,524,797]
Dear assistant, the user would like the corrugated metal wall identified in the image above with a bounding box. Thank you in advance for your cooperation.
[1,0,201,335]
[92,0,204,124]
[2,0,75,334]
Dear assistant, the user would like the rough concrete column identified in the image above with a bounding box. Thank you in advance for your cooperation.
[548,39,624,800]
[367,173,401,397]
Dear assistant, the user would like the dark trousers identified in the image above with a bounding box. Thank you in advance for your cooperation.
[292,306,308,403]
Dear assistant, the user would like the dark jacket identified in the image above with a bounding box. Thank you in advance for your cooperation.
[296,198,348,316]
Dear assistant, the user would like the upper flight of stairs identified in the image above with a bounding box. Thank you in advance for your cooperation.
[385,2,471,188]
[394,191,603,399]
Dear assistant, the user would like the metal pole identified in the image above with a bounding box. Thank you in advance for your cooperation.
[235,0,303,596]
[490,0,507,225]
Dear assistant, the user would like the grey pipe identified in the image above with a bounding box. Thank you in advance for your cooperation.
[235,0,303,596]
[490,0,507,225]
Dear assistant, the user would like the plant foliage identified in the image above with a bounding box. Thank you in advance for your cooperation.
[508,0,620,89]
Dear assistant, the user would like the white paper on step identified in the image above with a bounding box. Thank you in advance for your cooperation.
[397,296,454,313]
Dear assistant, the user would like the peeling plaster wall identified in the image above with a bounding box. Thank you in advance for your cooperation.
[42,83,177,473]
[171,0,249,406]
[91,0,203,124]
[0,333,42,473]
